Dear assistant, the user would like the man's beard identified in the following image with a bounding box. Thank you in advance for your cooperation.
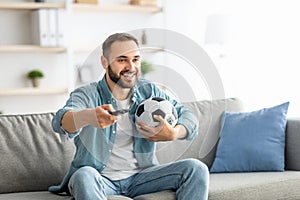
[108,65,138,88]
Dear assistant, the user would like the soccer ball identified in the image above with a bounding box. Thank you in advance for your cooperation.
[135,97,178,128]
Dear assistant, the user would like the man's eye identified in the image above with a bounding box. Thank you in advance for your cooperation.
[133,58,140,62]
[118,59,126,63]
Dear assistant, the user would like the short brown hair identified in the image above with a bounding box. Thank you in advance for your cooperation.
[102,33,139,60]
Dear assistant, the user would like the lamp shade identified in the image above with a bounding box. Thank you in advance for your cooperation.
[205,14,233,45]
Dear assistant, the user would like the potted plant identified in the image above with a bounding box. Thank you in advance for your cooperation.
[27,69,44,88]
[140,61,154,77]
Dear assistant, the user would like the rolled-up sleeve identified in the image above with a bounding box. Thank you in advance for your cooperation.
[176,107,198,140]
[52,87,90,139]
[51,108,81,140]
[151,83,198,141]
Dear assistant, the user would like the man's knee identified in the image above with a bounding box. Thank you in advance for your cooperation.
[73,166,99,180]
[69,166,101,189]
[68,166,107,199]
[181,159,209,180]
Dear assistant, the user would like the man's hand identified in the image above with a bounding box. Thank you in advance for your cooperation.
[61,104,118,133]
[91,104,119,128]
[137,115,187,142]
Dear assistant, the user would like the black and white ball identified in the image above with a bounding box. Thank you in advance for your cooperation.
[135,97,178,128]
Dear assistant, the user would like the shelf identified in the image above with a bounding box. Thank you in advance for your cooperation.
[71,4,163,13]
[0,45,67,53]
[0,2,65,10]
[0,2,161,13]
[140,46,164,53]
[0,88,69,96]
[73,46,164,53]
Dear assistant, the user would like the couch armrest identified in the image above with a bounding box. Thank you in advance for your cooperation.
[285,118,300,170]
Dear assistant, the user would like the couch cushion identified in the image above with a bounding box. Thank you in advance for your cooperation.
[133,171,300,200]
[0,191,72,200]
[209,171,300,200]
[155,98,244,168]
[210,102,289,173]
[0,113,75,193]
[285,118,300,170]
[0,191,132,200]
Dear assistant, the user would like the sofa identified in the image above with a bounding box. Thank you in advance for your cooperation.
[0,98,299,200]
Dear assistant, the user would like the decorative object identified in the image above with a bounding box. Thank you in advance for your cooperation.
[27,69,44,88]
[129,0,157,6]
[140,60,153,77]
[74,0,98,4]
[210,102,289,173]
[141,29,147,45]
[34,0,45,3]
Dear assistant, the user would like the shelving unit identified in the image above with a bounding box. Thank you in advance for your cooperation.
[71,3,162,13]
[0,2,68,98]
[0,2,65,10]
[0,88,69,96]
[0,2,162,13]
[0,2,66,53]
[0,45,67,53]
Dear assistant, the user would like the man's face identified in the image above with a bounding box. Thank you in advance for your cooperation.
[106,40,141,89]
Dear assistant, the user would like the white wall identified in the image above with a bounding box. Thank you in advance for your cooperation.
[163,0,300,117]
[210,0,300,117]
[1,0,300,117]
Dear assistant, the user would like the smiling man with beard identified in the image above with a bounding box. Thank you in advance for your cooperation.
[49,33,209,200]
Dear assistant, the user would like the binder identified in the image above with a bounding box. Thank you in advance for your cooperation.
[55,9,66,47]
[47,9,57,46]
[31,9,49,46]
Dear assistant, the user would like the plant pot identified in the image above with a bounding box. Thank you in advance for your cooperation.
[31,78,41,88]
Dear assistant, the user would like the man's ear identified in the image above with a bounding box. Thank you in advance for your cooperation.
[101,55,108,69]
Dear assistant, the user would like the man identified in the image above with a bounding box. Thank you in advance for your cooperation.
[49,33,209,200]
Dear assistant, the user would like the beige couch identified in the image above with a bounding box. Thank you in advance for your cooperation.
[1,98,300,200]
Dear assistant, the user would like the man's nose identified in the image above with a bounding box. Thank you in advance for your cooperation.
[127,60,135,70]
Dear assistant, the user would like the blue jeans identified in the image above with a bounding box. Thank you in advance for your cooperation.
[68,158,209,200]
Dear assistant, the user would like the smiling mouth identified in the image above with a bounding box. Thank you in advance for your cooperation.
[121,72,136,78]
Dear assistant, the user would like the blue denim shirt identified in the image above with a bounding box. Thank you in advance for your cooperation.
[49,76,198,194]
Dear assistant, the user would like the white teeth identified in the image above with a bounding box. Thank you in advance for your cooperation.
[123,72,135,77]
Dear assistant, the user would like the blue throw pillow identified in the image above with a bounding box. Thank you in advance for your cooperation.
[210,102,289,173]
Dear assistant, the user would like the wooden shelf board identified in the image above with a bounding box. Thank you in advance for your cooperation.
[0,2,65,10]
[0,45,67,53]
[140,46,164,53]
[0,2,161,12]
[72,4,162,13]
[0,88,69,96]
[73,46,164,53]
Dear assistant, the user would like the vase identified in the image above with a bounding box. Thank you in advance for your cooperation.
[31,78,41,88]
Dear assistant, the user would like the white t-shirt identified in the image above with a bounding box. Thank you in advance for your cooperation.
[101,98,140,180]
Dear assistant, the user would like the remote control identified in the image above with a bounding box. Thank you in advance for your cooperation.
[109,109,130,116]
